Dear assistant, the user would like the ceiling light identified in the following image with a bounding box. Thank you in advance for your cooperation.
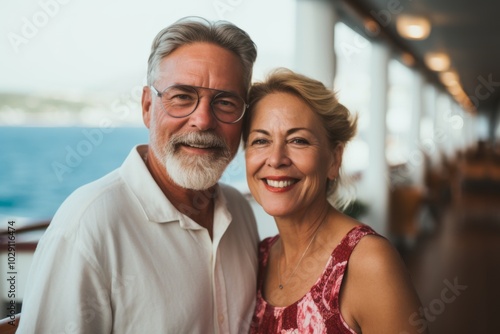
[364,19,380,36]
[439,71,460,86]
[396,15,431,40]
[425,52,450,71]
[448,85,463,96]
[401,52,416,66]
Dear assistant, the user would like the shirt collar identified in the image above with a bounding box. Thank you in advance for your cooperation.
[119,145,233,233]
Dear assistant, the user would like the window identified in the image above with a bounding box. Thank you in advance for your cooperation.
[334,22,372,176]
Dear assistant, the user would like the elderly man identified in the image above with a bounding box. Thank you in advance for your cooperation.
[18,17,259,333]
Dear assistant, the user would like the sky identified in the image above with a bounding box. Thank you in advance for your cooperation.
[1,0,297,96]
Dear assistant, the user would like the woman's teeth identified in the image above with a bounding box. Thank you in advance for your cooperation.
[266,179,296,188]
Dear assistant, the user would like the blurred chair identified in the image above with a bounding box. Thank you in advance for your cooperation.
[389,185,425,250]
[423,154,451,221]
[453,142,500,215]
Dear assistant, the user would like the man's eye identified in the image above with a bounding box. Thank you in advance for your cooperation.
[214,99,236,107]
[173,94,194,101]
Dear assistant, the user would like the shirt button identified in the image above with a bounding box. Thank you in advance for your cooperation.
[218,315,224,323]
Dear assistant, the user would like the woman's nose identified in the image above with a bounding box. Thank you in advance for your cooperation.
[266,143,292,168]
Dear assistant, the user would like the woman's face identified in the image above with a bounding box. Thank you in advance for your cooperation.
[245,92,339,218]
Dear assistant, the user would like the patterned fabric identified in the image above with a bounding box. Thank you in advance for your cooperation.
[249,225,378,334]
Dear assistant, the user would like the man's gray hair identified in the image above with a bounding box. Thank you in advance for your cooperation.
[147,17,257,97]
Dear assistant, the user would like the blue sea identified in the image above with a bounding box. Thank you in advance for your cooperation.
[0,126,263,227]
[0,126,146,221]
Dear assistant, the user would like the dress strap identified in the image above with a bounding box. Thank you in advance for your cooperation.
[314,224,379,320]
[332,224,378,263]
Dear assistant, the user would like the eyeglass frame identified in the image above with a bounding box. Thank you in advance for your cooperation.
[150,84,248,124]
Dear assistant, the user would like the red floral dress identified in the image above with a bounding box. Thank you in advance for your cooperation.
[249,225,378,334]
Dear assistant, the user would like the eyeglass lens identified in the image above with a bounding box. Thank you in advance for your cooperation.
[160,85,245,123]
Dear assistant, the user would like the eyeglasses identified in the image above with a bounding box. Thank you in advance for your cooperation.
[150,84,248,124]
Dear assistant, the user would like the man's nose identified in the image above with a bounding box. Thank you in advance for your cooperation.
[188,97,217,130]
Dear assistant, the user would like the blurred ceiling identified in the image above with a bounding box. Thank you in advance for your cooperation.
[335,0,500,116]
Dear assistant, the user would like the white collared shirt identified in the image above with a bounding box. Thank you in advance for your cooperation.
[18,145,259,334]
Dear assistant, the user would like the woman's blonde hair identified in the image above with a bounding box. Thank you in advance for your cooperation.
[242,68,358,209]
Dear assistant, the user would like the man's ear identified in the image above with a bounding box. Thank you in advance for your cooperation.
[327,143,344,180]
[142,86,153,129]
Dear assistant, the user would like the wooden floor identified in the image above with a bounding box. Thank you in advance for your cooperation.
[404,194,500,334]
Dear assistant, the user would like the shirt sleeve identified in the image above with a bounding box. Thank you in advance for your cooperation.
[17,223,113,333]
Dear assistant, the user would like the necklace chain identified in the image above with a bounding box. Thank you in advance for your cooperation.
[277,219,324,290]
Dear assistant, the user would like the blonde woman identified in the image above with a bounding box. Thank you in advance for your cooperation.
[243,68,426,333]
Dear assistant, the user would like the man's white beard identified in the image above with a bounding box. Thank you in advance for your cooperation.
[151,130,232,190]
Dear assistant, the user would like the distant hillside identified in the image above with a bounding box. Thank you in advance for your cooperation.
[0,92,95,114]
[0,92,143,126]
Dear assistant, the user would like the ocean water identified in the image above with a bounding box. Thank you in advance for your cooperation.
[0,126,268,223]
[0,126,148,221]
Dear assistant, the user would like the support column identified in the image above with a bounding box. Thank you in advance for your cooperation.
[490,106,500,144]
[295,0,337,88]
[465,114,477,149]
[358,41,390,235]
[450,103,466,153]
[426,85,439,165]
[443,96,455,158]
[435,92,452,158]
[408,69,424,186]
[494,101,500,141]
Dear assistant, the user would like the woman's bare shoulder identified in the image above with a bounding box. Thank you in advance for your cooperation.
[351,232,403,271]
[342,231,427,333]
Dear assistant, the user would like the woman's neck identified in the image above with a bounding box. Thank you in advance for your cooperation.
[274,203,331,261]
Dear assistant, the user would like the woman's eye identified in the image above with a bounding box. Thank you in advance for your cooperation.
[289,138,309,145]
[250,138,268,146]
